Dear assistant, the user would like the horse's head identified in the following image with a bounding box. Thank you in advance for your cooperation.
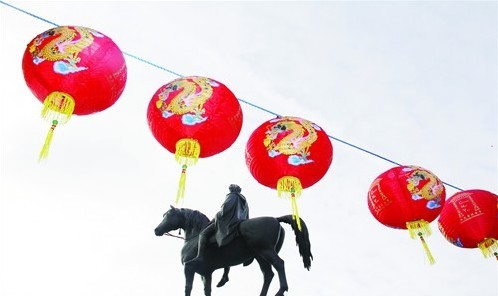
[154,205,183,236]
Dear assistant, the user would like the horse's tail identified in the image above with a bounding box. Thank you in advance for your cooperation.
[277,215,313,270]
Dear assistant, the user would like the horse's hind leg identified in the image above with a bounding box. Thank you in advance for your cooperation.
[259,250,288,296]
[255,257,274,296]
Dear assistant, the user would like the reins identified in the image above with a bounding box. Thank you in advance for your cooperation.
[163,230,202,242]
[164,232,185,240]
[164,229,185,240]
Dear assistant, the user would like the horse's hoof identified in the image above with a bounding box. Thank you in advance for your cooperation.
[216,277,229,287]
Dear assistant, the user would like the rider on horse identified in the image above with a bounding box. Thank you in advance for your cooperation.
[186,184,249,266]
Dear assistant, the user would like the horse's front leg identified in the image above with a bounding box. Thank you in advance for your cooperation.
[216,267,230,287]
[184,267,195,296]
[201,273,212,296]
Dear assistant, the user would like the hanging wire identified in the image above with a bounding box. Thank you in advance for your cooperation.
[1,1,58,26]
[121,51,185,78]
[0,0,464,191]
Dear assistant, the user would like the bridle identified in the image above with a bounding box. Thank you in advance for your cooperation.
[160,211,185,240]
[159,209,204,241]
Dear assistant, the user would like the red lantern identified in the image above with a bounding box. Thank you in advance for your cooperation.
[245,116,333,230]
[367,165,446,264]
[147,76,243,203]
[22,25,127,160]
[438,189,498,260]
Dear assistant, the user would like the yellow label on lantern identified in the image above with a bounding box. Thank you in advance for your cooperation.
[368,178,392,215]
[451,193,484,223]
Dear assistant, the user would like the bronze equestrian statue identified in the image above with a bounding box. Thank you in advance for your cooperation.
[154,184,312,296]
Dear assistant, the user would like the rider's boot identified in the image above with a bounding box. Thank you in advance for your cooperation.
[185,230,209,268]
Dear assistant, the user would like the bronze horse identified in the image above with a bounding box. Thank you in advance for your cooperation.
[154,206,312,296]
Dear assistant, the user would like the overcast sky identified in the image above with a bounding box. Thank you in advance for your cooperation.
[1,1,497,296]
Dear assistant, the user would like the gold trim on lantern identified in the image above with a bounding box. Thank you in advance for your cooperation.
[175,138,200,166]
[277,176,302,198]
[478,238,498,260]
[41,91,75,124]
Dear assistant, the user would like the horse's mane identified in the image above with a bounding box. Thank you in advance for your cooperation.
[179,208,210,234]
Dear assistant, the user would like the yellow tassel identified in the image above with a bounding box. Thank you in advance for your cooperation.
[277,176,303,231]
[176,165,187,204]
[478,238,498,260]
[406,220,436,265]
[38,120,57,161]
[174,139,201,203]
[38,92,75,161]
[290,194,302,231]
[419,236,436,265]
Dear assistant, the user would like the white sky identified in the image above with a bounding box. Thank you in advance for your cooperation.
[1,1,497,296]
